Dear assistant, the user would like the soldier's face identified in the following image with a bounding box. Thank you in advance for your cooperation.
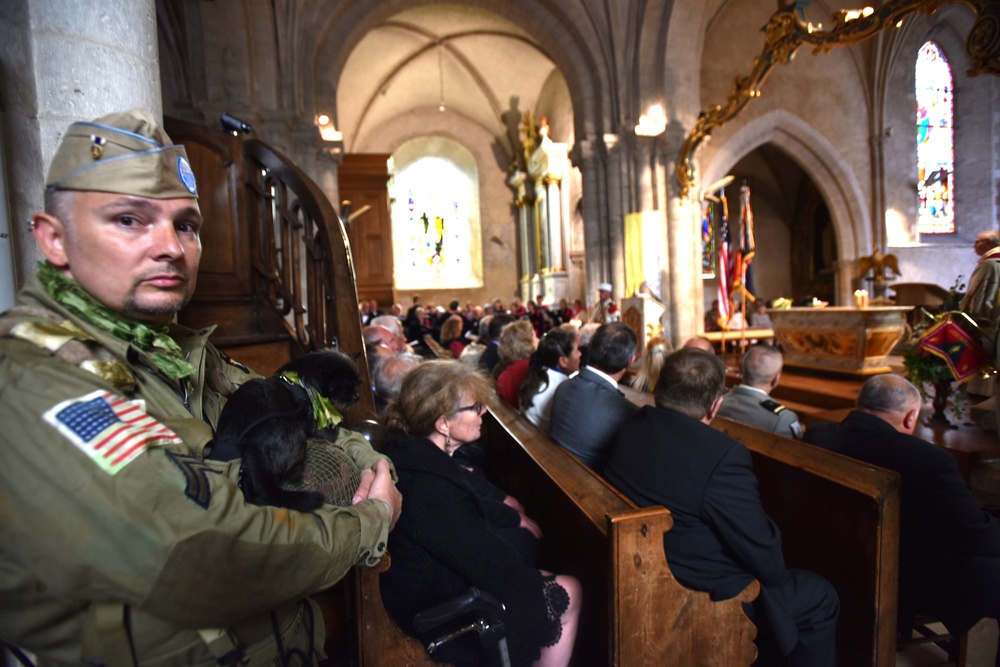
[57,192,203,323]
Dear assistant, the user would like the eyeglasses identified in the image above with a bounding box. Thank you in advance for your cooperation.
[454,402,485,414]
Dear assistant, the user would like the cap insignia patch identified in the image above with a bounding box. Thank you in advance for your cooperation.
[90,135,106,159]
[177,156,198,195]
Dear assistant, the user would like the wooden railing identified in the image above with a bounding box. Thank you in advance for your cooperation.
[241,139,376,420]
[166,116,376,421]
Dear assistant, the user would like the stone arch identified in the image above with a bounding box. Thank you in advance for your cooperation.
[701,110,871,302]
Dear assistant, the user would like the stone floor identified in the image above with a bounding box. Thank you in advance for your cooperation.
[896,617,998,666]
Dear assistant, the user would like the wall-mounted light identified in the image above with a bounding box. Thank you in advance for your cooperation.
[635,104,667,137]
[316,113,343,142]
[220,112,252,135]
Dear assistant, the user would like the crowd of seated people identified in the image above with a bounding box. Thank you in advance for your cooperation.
[360,294,585,352]
[360,294,1000,667]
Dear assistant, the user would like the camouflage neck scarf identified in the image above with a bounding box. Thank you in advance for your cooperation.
[279,369,345,430]
[37,261,196,380]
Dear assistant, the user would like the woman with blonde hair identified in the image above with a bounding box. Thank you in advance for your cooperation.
[380,360,581,667]
[630,336,673,393]
[494,319,538,407]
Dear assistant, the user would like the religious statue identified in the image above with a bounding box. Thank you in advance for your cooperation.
[858,249,902,298]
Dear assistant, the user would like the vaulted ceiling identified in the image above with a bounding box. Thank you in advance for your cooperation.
[336,5,570,155]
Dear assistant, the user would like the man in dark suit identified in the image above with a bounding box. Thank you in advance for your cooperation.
[548,322,637,471]
[605,349,839,667]
[804,374,1000,640]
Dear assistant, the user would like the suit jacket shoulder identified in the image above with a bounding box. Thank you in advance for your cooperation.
[548,367,636,470]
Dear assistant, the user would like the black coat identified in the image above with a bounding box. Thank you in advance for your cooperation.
[805,411,1000,633]
[606,406,788,599]
[605,406,813,657]
[380,436,556,666]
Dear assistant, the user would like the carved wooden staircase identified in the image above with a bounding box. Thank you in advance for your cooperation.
[166,117,375,423]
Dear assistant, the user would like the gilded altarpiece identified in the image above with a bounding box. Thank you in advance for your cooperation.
[513,119,570,305]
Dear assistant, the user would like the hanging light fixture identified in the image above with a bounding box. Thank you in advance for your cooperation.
[438,41,446,112]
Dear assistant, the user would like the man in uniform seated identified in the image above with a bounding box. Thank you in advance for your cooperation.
[0,110,402,665]
[605,348,839,666]
[804,374,1000,644]
[549,322,637,471]
[717,344,803,439]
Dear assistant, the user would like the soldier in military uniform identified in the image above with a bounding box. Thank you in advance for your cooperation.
[716,344,803,439]
[0,110,402,665]
[590,282,620,324]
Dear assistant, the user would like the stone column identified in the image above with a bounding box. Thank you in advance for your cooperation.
[570,137,606,311]
[603,133,628,304]
[508,170,535,301]
[1,0,162,286]
[662,130,701,347]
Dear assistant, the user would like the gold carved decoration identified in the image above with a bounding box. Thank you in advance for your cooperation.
[677,0,1000,198]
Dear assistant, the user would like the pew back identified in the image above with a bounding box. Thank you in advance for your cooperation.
[711,417,901,667]
[354,399,760,666]
[481,401,759,666]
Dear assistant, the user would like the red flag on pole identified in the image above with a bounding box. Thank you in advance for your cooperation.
[917,315,993,382]
[736,183,756,300]
[717,194,733,329]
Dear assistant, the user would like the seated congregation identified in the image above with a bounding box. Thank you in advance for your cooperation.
[359,313,1000,667]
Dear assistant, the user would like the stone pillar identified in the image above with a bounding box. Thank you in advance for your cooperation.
[570,137,606,312]
[662,130,701,347]
[603,133,628,305]
[1,0,162,285]
[508,170,535,301]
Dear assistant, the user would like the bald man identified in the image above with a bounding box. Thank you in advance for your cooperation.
[683,336,714,352]
[716,345,803,439]
[805,375,1000,642]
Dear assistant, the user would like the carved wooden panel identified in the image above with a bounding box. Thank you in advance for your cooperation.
[340,154,393,307]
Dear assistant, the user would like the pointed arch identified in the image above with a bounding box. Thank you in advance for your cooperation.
[701,110,871,302]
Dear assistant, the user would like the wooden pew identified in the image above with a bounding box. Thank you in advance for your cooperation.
[621,386,901,667]
[478,402,758,666]
[354,400,759,666]
[711,418,901,667]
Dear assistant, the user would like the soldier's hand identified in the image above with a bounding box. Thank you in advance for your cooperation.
[365,459,402,531]
[352,468,375,505]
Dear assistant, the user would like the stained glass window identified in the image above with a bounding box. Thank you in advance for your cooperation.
[391,156,481,289]
[915,41,955,234]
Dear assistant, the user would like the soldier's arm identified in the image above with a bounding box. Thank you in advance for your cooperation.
[0,354,390,630]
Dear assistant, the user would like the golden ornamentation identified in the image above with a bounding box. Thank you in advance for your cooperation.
[677,0,999,198]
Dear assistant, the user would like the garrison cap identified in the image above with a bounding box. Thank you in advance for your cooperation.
[45,109,198,199]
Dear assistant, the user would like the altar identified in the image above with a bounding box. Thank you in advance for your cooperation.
[769,306,912,375]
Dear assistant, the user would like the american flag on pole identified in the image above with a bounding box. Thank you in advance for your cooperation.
[44,390,181,475]
[717,194,733,329]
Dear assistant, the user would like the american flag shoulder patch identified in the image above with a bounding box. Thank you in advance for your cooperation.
[43,390,182,475]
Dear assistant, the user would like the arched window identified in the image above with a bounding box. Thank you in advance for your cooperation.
[915,41,955,235]
[389,137,483,290]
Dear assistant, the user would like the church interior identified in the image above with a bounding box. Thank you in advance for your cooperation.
[2,0,1000,665]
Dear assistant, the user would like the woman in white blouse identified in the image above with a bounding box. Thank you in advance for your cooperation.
[519,326,581,431]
